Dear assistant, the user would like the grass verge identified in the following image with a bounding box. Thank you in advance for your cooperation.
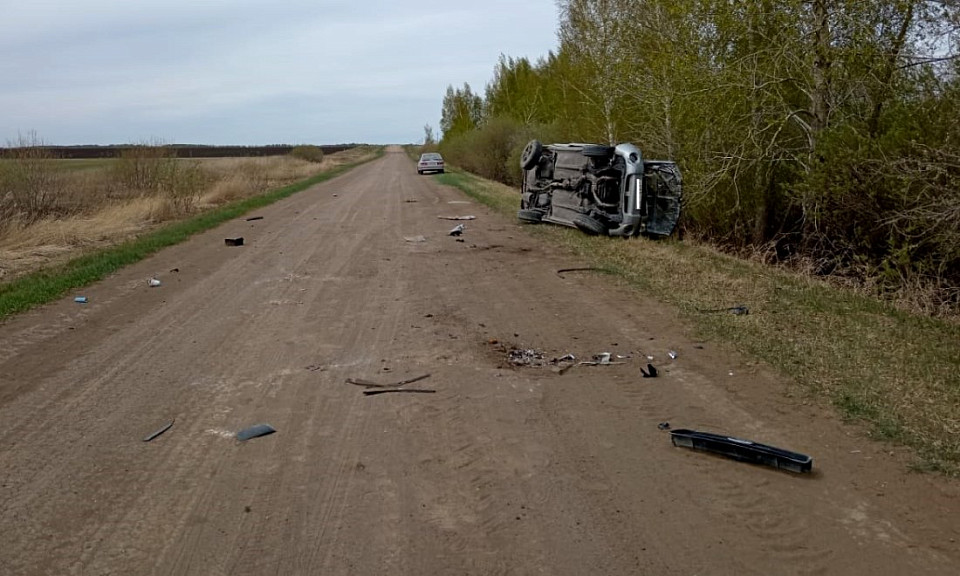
[0,149,383,320]
[437,167,960,475]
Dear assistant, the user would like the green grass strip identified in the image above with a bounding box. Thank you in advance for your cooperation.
[437,167,960,475]
[0,150,383,320]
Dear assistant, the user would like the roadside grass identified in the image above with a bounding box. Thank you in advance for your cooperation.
[438,167,960,475]
[0,148,383,320]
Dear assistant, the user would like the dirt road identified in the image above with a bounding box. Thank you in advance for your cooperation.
[1,147,958,575]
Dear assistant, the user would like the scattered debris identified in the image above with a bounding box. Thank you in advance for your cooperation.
[641,364,658,378]
[449,224,465,236]
[305,364,324,372]
[148,278,162,287]
[669,428,813,473]
[578,352,626,366]
[508,348,547,367]
[225,237,244,247]
[346,374,431,389]
[437,215,476,221]
[236,424,276,442]
[404,199,418,203]
[658,422,671,431]
[332,194,339,197]
[246,216,264,221]
[170,268,180,273]
[74,296,88,303]
[455,238,465,243]
[698,305,749,315]
[668,350,678,360]
[550,354,578,375]
[143,420,174,442]
[404,235,427,243]
[557,267,603,277]
[363,389,436,396]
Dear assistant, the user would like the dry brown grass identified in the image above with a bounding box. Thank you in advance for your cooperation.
[0,147,379,282]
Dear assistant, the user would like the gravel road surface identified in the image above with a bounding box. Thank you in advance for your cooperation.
[1,147,958,575]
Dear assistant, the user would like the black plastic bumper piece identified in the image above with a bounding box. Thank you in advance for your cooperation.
[670,428,813,473]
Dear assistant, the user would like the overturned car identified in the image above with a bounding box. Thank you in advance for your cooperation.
[517,140,682,237]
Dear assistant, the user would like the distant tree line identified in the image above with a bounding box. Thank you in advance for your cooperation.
[434,0,960,313]
[0,144,356,159]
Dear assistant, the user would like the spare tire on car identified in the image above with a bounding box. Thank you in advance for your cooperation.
[520,140,543,170]
[582,145,614,158]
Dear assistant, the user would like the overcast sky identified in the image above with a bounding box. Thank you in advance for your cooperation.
[0,0,559,146]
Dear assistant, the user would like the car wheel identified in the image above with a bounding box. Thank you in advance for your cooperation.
[439,169,444,174]
[418,170,423,175]
[573,214,607,236]
[520,140,543,170]
[582,145,614,158]
[517,209,543,223]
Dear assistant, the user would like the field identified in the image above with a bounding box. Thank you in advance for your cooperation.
[0,146,380,282]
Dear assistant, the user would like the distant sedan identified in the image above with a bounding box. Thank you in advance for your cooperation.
[417,152,445,174]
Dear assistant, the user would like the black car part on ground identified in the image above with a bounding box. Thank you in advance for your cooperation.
[236,423,276,441]
[669,428,813,473]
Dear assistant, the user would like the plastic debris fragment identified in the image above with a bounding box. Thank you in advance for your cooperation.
[236,424,276,441]
[143,420,174,442]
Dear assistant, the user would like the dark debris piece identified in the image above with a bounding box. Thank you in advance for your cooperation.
[658,422,671,431]
[698,305,749,315]
[556,267,603,277]
[641,363,658,378]
[363,389,436,396]
[225,237,244,246]
[143,420,174,442]
[236,424,276,441]
[246,216,264,221]
[346,374,431,388]
[670,428,813,473]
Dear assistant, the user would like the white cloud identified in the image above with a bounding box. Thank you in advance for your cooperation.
[0,0,558,144]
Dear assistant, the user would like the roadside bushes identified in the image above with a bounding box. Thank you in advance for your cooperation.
[0,134,65,225]
[290,145,325,164]
[111,144,208,218]
[439,117,568,187]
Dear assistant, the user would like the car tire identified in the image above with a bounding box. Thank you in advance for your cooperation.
[439,169,444,174]
[517,209,543,223]
[520,140,543,170]
[573,214,607,236]
[418,170,423,175]
[583,145,614,158]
